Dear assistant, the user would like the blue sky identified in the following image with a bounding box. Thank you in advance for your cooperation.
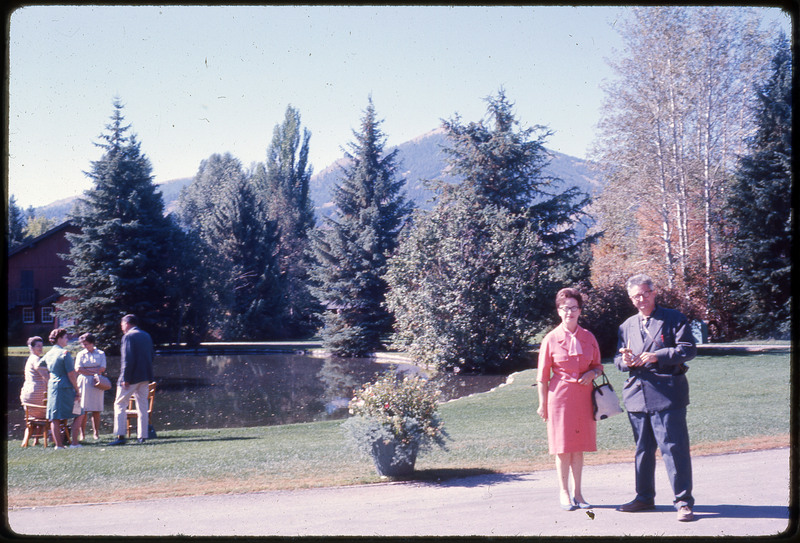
[6,5,791,210]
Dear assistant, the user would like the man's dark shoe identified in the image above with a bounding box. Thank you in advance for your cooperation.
[137,438,147,444]
[617,499,656,512]
[108,436,127,446]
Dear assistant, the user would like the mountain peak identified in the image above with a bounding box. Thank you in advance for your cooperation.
[31,130,601,224]
[407,127,446,144]
[309,129,603,218]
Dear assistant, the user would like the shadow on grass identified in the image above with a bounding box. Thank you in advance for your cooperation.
[397,468,531,488]
[147,435,259,444]
[88,435,259,446]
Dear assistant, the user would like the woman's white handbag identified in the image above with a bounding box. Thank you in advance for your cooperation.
[592,373,623,420]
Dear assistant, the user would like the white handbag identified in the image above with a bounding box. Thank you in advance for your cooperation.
[592,373,623,420]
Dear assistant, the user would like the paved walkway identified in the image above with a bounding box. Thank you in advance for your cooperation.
[6,447,793,538]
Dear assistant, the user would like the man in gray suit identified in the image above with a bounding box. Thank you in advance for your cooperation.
[614,274,697,522]
[109,314,154,446]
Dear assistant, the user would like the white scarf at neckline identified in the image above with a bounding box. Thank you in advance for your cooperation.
[561,324,583,356]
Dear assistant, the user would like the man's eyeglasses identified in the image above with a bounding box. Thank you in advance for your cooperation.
[630,290,653,300]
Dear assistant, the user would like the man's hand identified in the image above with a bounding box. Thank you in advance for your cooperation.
[619,347,634,366]
[620,348,657,367]
[637,352,658,365]
[626,352,658,367]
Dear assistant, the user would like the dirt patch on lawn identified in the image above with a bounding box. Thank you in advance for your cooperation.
[587,434,791,466]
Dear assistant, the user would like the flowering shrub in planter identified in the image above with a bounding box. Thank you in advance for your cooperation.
[343,370,448,476]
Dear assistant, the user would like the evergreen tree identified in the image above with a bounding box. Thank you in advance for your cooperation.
[7,195,27,249]
[386,90,591,372]
[442,90,590,249]
[208,173,282,339]
[260,105,319,337]
[177,152,244,241]
[442,89,554,214]
[387,188,549,372]
[310,98,413,356]
[723,34,792,339]
[176,153,283,340]
[58,99,185,349]
[176,152,247,337]
[23,215,56,239]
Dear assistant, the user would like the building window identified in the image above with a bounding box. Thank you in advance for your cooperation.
[42,307,55,324]
[58,316,77,329]
[22,307,35,324]
[20,270,34,289]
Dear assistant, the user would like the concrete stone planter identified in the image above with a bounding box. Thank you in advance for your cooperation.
[371,439,419,477]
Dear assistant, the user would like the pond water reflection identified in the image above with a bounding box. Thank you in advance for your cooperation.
[7,353,511,439]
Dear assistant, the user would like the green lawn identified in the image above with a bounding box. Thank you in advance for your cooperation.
[6,352,791,507]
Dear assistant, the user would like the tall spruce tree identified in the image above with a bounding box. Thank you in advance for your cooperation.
[176,153,283,340]
[310,98,413,356]
[723,34,792,339]
[160,213,208,345]
[442,90,590,250]
[177,152,244,241]
[386,90,591,372]
[59,99,183,349]
[207,173,282,340]
[260,105,319,337]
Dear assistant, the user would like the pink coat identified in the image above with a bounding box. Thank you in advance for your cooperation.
[537,324,603,454]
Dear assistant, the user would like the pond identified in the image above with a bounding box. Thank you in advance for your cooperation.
[7,352,512,440]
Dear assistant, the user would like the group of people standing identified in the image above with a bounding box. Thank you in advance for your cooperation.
[20,330,107,448]
[537,273,697,522]
[18,313,155,449]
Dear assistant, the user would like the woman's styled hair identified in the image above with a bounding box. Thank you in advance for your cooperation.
[48,328,68,344]
[555,287,583,309]
[79,332,96,344]
[27,336,43,348]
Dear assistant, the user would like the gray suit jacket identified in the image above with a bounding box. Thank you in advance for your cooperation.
[119,326,155,385]
[614,305,697,412]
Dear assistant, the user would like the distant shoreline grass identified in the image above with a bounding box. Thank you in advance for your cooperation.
[6,352,791,508]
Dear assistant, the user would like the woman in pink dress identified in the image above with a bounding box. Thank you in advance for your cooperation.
[537,288,603,510]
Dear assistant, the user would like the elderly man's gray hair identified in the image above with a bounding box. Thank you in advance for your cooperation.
[626,274,654,292]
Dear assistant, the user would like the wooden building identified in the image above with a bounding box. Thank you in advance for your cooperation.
[6,221,79,342]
